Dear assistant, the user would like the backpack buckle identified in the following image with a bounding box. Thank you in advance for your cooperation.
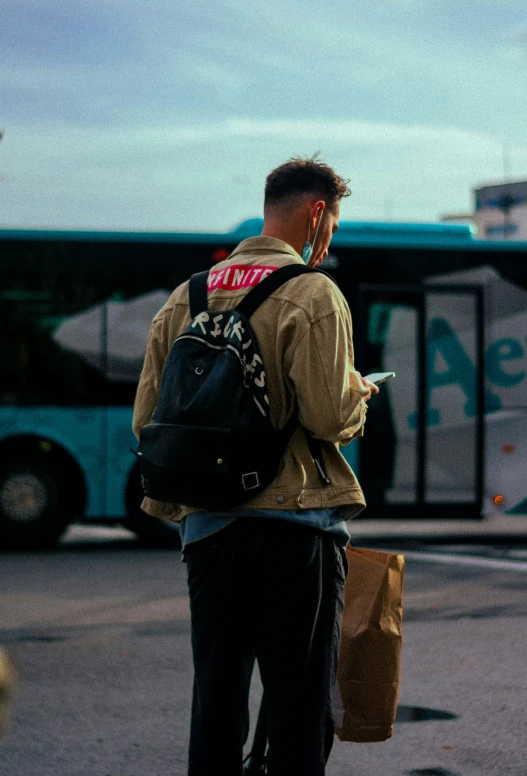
[241,472,260,490]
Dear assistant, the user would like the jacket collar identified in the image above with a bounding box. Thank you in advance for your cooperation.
[229,236,304,264]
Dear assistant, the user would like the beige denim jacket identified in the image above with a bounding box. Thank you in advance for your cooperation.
[133,236,369,522]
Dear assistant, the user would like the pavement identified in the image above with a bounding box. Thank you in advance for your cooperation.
[2,524,526,776]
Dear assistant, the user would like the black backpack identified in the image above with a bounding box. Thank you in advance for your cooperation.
[134,264,331,510]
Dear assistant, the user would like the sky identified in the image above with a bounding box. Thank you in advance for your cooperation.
[1,0,527,232]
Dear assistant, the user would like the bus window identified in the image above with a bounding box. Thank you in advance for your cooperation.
[359,289,420,509]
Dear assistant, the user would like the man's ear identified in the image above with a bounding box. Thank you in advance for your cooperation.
[310,200,326,228]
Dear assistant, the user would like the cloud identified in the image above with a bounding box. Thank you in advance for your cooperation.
[3,0,527,135]
[173,52,247,95]
[1,0,526,229]
[507,24,527,47]
[0,117,507,165]
[1,116,523,230]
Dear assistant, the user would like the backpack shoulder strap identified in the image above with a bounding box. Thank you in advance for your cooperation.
[188,270,209,319]
[235,264,335,320]
[237,263,334,487]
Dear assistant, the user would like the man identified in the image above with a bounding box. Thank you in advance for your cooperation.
[133,156,378,776]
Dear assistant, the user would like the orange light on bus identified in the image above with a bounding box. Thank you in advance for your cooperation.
[493,494,505,506]
[501,443,516,455]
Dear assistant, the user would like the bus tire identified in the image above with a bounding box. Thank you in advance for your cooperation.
[0,462,67,549]
[123,464,181,548]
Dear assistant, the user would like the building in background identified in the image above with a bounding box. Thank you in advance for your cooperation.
[442,180,527,240]
[473,181,527,241]
[440,212,476,229]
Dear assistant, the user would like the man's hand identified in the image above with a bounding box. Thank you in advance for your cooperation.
[359,374,380,402]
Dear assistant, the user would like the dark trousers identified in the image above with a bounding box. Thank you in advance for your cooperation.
[185,517,347,776]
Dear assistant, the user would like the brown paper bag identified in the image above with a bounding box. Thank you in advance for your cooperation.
[0,649,15,738]
[334,546,405,743]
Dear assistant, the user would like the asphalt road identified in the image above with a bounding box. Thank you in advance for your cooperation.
[0,525,526,776]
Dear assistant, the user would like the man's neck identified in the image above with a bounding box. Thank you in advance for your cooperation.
[260,224,303,257]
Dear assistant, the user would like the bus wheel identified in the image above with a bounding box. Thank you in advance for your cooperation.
[123,465,181,548]
[0,463,68,549]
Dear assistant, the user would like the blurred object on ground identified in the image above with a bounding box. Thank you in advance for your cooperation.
[0,648,15,738]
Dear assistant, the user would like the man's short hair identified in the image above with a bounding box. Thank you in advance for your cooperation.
[264,155,351,209]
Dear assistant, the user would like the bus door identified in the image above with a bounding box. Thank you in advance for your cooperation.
[355,284,484,519]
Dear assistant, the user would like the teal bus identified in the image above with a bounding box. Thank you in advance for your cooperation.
[1,220,526,547]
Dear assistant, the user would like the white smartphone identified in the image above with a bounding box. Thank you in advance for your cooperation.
[364,371,396,385]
